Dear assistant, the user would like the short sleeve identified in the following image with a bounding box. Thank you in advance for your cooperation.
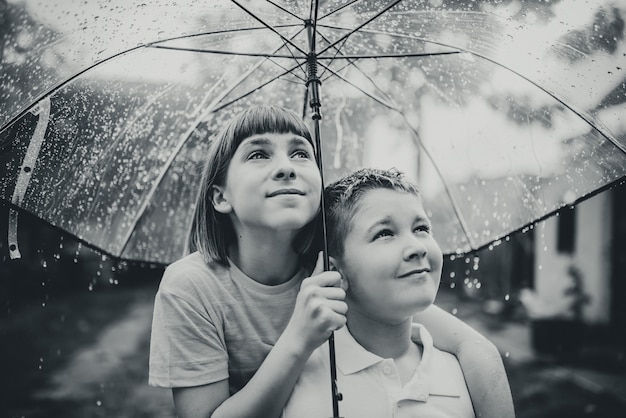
[149,286,228,388]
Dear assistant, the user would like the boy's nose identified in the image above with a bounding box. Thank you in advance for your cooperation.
[403,236,428,260]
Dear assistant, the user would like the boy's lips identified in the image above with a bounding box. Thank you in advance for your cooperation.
[267,188,306,197]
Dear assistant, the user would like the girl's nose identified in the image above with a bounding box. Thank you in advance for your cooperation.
[273,157,297,180]
[403,235,428,261]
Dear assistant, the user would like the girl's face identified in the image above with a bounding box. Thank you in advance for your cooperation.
[336,188,443,325]
[213,132,322,234]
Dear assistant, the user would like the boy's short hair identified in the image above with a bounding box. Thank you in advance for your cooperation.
[324,168,421,259]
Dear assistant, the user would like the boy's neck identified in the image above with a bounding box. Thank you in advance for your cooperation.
[346,308,414,360]
[229,228,300,286]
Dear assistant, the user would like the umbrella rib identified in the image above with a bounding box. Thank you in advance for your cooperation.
[0,23,313,134]
[150,45,304,59]
[317,51,461,59]
[315,29,352,80]
[401,115,477,250]
[312,22,474,249]
[83,83,179,226]
[316,0,402,57]
[231,0,307,56]
[119,41,309,257]
[212,64,305,113]
[446,174,626,257]
[265,0,304,20]
[313,29,398,106]
[319,0,363,20]
[317,22,626,155]
[314,28,401,109]
[317,62,400,111]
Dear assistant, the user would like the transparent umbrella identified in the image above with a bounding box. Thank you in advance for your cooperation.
[1,1,625,416]
[1,0,625,266]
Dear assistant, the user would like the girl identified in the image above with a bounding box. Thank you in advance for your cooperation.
[149,105,513,418]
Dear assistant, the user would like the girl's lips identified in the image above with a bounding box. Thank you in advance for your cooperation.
[267,188,305,197]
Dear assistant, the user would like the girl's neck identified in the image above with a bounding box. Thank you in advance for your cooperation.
[229,228,300,286]
[346,306,414,360]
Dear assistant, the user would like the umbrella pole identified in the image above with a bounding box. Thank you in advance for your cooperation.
[305,15,343,418]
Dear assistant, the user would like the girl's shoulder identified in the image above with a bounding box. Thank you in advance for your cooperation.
[160,252,228,290]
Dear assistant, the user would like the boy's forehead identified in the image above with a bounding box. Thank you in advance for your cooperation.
[353,188,427,222]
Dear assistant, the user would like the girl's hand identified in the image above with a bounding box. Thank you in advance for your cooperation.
[282,252,347,355]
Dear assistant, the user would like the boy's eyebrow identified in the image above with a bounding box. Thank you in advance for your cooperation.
[365,213,431,232]
[366,216,392,233]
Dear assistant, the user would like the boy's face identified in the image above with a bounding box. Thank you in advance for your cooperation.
[335,188,443,324]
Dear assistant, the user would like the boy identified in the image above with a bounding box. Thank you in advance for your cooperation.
[283,168,483,417]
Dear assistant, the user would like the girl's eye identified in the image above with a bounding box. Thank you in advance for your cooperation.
[373,229,394,240]
[247,150,268,160]
[291,149,311,159]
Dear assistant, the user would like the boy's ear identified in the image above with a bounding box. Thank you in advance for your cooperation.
[329,257,349,292]
[211,185,232,214]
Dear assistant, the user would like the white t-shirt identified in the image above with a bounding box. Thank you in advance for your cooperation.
[283,323,475,418]
[149,251,305,394]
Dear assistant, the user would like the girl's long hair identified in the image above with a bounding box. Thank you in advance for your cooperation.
[186,105,319,267]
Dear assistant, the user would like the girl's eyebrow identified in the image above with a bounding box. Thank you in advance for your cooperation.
[243,137,272,147]
[241,136,310,148]
[289,136,312,147]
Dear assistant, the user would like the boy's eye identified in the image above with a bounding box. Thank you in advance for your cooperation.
[373,229,394,240]
[415,224,431,234]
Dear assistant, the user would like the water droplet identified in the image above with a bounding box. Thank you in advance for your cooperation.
[504,294,510,301]
[452,308,458,315]
[96,400,102,407]
[505,352,510,357]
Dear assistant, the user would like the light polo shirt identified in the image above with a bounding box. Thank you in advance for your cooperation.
[283,323,475,418]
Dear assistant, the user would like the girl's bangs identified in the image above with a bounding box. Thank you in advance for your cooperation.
[235,107,312,145]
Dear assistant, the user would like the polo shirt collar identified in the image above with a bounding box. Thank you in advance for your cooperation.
[334,323,434,376]
[334,326,384,375]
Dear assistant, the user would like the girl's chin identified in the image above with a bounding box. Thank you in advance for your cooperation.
[268,215,317,230]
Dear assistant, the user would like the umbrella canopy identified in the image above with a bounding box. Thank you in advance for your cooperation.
[1,0,625,265]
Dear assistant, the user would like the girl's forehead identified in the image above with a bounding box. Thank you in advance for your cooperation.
[239,132,313,148]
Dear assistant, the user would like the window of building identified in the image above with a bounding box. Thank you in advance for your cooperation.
[557,206,576,254]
